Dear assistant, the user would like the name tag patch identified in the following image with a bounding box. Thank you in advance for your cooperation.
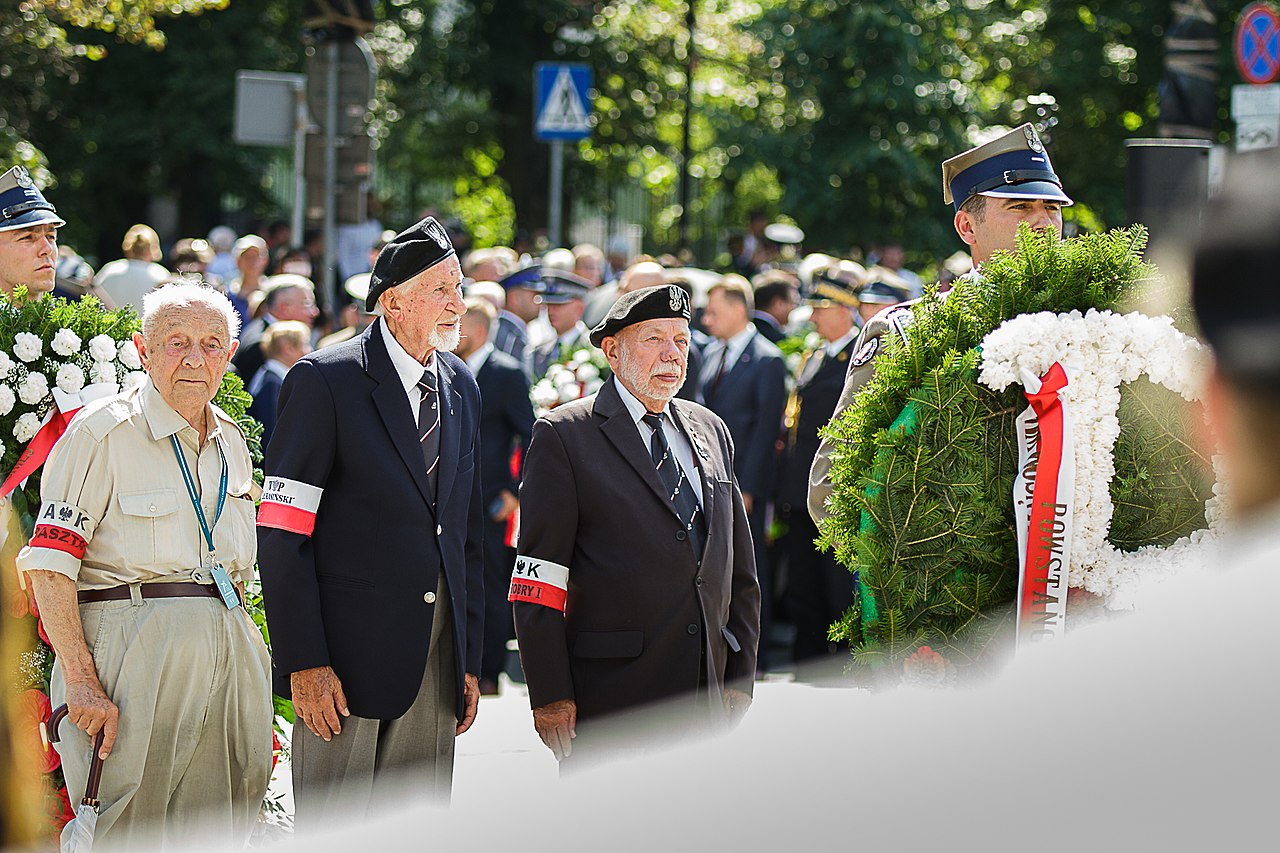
[508,554,569,612]
[30,501,95,560]
[256,476,324,536]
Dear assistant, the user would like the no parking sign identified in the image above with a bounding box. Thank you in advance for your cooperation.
[1236,3,1280,84]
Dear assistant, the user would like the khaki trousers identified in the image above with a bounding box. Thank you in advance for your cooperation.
[52,595,273,851]
[292,571,457,827]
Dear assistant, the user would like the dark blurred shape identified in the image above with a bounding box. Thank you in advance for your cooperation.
[1124,138,1212,249]
[1157,0,1217,138]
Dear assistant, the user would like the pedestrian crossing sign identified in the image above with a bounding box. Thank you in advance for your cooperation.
[534,63,592,141]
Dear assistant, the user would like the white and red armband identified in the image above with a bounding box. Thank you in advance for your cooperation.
[256,476,324,536]
[507,554,569,612]
[29,500,96,560]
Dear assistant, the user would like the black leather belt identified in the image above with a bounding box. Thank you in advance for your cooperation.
[78,582,227,604]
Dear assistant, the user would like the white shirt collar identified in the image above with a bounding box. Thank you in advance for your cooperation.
[825,327,858,356]
[262,359,290,379]
[380,317,437,397]
[613,374,666,421]
[717,323,757,359]
[465,342,494,375]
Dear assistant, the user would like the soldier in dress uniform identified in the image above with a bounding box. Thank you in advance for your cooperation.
[778,273,863,671]
[0,165,65,301]
[529,269,593,379]
[808,123,1073,523]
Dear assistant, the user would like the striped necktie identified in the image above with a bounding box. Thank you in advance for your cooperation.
[641,412,706,559]
[417,368,440,503]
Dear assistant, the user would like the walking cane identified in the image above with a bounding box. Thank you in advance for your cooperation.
[43,703,106,853]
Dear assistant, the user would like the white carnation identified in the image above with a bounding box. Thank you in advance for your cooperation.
[13,333,41,363]
[51,328,82,356]
[14,412,41,443]
[91,362,117,385]
[557,383,580,404]
[575,363,600,382]
[123,370,148,390]
[0,385,13,416]
[18,372,48,405]
[530,380,559,410]
[88,335,117,363]
[0,350,12,380]
[56,363,85,395]
[118,340,142,370]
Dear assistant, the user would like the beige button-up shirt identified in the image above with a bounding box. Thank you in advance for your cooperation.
[17,378,258,590]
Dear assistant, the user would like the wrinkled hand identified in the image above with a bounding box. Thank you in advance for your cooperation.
[532,698,577,761]
[65,679,119,760]
[291,666,349,741]
[724,688,752,729]
[456,673,480,735]
[492,490,519,523]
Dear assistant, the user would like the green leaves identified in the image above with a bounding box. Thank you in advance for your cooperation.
[819,225,1210,678]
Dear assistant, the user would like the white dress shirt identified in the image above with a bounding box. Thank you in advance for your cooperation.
[613,377,704,505]
[700,324,757,389]
[464,341,494,376]
[380,317,439,412]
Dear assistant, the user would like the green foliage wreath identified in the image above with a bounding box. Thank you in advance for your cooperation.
[817,226,1214,678]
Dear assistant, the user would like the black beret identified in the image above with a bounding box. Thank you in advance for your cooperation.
[589,284,691,347]
[366,216,456,311]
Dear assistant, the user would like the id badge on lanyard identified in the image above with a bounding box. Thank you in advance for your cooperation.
[170,434,241,610]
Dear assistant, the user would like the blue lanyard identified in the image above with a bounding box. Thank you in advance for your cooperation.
[169,434,227,553]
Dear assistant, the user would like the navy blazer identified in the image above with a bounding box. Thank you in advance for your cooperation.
[257,320,485,721]
[697,330,789,498]
[473,349,534,509]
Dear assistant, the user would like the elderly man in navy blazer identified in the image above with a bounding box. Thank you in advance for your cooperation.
[257,216,485,821]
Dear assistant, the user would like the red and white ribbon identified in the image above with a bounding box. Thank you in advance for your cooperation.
[1,383,119,499]
[508,554,568,612]
[1013,362,1074,645]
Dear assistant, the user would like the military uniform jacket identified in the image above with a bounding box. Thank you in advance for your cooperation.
[512,377,760,722]
[806,278,971,523]
[257,320,485,721]
[780,337,858,515]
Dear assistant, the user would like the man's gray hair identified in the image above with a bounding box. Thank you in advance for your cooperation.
[141,279,242,341]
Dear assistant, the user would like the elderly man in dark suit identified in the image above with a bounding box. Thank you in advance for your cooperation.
[512,285,760,767]
[696,275,787,673]
[257,216,485,821]
[455,297,535,695]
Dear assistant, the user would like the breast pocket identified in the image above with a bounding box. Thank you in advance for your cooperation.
[117,489,183,566]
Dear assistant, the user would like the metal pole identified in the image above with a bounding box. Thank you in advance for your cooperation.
[548,139,564,248]
[291,79,307,247]
[323,38,340,310]
[678,0,695,254]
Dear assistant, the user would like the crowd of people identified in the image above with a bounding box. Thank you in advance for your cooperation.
[6,113,1279,850]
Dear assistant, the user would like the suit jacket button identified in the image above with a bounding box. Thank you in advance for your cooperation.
[695,576,703,586]
[436,524,443,536]
[675,529,687,541]
[686,623,698,635]
[424,591,437,604]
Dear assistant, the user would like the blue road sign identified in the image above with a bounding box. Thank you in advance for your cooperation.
[534,63,592,142]
[1236,3,1280,84]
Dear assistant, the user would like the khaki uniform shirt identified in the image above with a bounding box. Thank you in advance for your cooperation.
[17,378,258,589]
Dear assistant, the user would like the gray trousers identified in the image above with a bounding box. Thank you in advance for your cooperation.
[293,571,457,826]
[53,596,273,851]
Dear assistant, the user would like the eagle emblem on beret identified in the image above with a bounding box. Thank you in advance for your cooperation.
[12,166,33,188]
[669,285,686,312]
[424,218,450,251]
[1023,126,1044,154]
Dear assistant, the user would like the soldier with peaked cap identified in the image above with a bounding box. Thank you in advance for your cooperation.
[807,123,1073,524]
[493,262,542,367]
[512,284,760,768]
[257,215,485,821]
[779,272,863,670]
[530,268,593,379]
[0,165,66,301]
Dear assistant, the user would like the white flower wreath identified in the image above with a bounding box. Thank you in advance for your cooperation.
[978,308,1224,609]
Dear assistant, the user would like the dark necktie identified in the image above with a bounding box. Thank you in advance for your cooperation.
[641,412,707,559]
[417,368,440,503]
[705,344,729,403]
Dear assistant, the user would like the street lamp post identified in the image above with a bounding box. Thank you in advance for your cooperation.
[678,0,696,254]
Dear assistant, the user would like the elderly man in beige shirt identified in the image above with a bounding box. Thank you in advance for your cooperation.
[18,281,271,850]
